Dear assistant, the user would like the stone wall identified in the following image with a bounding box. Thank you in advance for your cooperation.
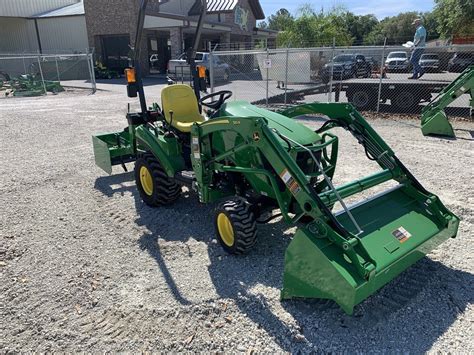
[83,0,149,73]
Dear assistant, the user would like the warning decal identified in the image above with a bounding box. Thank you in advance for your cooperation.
[279,169,301,195]
[392,226,412,243]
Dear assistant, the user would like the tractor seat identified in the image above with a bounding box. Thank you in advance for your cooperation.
[161,84,205,133]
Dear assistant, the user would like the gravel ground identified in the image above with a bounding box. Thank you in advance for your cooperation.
[1,90,473,352]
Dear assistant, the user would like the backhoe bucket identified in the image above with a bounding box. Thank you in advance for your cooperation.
[421,110,455,137]
[281,185,459,314]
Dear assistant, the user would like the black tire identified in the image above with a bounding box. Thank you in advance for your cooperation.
[392,91,418,111]
[134,152,181,207]
[347,90,377,111]
[214,197,257,255]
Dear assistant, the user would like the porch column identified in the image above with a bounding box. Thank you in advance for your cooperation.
[170,28,183,59]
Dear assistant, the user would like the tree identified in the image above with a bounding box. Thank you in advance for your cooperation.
[276,5,353,47]
[341,13,379,44]
[433,0,474,38]
[266,8,294,31]
[364,12,421,45]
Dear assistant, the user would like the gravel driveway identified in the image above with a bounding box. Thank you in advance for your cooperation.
[1,90,473,352]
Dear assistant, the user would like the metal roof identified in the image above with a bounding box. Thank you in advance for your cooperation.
[30,0,84,18]
[189,0,264,20]
[207,0,238,12]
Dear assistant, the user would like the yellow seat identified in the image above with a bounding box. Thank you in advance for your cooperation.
[161,84,205,133]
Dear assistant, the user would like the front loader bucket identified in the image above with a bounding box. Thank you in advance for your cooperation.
[281,185,459,314]
[421,110,455,137]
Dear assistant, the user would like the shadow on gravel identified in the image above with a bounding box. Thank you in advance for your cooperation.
[95,172,472,352]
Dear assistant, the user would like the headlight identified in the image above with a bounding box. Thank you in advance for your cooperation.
[344,64,352,69]
[403,60,409,64]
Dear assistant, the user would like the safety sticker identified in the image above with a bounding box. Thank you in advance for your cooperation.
[279,169,301,195]
[392,226,412,243]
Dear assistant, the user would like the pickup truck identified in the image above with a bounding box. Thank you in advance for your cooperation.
[320,53,372,82]
[167,52,230,83]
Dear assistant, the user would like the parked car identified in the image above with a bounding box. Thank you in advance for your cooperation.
[320,53,371,82]
[448,52,474,72]
[385,51,410,72]
[419,53,441,72]
[167,52,230,82]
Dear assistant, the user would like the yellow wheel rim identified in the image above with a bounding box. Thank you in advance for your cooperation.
[217,213,234,247]
[139,166,153,196]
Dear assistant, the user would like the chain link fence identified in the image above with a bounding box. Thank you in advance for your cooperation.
[208,43,474,116]
[0,51,96,98]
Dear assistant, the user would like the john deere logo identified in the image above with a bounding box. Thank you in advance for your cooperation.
[234,5,249,31]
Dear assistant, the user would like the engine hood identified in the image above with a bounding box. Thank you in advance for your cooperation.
[217,101,321,145]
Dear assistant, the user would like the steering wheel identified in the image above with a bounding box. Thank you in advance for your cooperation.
[199,90,232,110]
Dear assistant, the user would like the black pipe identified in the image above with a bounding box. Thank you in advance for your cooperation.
[187,0,207,101]
[34,19,42,54]
[133,0,149,116]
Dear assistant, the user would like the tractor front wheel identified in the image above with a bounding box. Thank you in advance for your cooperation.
[134,152,181,207]
[214,198,257,254]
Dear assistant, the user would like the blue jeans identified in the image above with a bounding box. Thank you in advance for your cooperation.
[410,48,424,77]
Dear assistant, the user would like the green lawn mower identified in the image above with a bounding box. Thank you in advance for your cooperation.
[92,0,459,314]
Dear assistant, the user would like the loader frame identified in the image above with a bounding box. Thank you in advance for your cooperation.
[421,65,473,137]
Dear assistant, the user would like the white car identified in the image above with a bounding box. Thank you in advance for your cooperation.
[167,52,230,82]
[385,51,411,72]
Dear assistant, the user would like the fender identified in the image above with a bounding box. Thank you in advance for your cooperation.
[135,125,185,177]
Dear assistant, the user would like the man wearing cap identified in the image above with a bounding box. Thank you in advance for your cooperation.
[409,18,427,79]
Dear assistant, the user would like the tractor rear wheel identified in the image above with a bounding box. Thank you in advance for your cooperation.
[134,152,181,207]
[214,198,257,254]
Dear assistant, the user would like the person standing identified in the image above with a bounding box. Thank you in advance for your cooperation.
[409,18,427,79]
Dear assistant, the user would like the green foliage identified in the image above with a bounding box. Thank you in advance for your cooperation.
[276,5,353,47]
[341,13,379,44]
[433,0,474,37]
[364,12,420,45]
[260,0,471,47]
[267,8,294,31]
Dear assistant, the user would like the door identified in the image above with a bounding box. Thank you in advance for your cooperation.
[101,35,130,73]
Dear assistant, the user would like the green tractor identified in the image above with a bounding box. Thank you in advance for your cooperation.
[92,0,459,314]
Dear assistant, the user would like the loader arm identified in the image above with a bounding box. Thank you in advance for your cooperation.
[191,103,459,314]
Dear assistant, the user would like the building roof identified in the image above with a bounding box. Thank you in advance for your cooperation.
[30,0,84,18]
[189,0,265,20]
[207,0,238,12]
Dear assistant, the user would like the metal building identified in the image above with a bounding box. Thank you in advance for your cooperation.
[0,0,89,53]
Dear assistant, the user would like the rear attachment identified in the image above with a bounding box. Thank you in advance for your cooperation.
[421,65,473,137]
[92,128,135,174]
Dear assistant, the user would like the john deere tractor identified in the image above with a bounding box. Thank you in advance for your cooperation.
[92,0,459,314]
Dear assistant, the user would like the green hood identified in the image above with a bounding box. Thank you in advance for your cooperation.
[218,101,321,145]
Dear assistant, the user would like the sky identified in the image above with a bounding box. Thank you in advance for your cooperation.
[259,0,435,20]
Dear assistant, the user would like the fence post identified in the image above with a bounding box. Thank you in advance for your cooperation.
[266,49,269,107]
[376,38,387,112]
[328,37,335,102]
[37,56,47,95]
[55,55,61,83]
[284,47,289,106]
[86,49,97,93]
[209,51,215,94]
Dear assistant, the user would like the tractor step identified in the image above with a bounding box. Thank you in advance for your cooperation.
[174,170,195,186]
